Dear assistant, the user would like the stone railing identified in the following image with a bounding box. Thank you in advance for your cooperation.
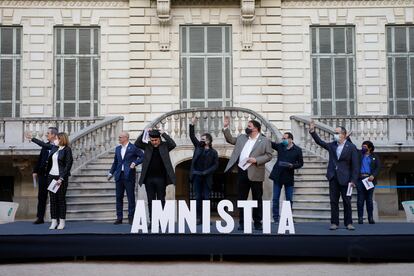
[290,115,335,160]
[291,115,414,158]
[147,107,283,146]
[70,116,124,174]
[0,117,102,144]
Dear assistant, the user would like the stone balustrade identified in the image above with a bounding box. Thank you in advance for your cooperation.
[148,107,283,146]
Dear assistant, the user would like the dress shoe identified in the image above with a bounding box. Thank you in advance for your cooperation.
[254,223,263,231]
[114,219,123,225]
[329,224,338,230]
[368,219,375,224]
[358,218,363,224]
[128,217,133,225]
[346,224,355,231]
[238,224,244,231]
[33,218,44,224]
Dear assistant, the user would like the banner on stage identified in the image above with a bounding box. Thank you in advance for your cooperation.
[131,200,295,235]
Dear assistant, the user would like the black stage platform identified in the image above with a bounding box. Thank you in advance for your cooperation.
[1,221,413,261]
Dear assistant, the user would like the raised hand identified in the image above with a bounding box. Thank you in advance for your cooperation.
[24,131,33,140]
[309,120,315,133]
[223,116,230,128]
[191,116,198,125]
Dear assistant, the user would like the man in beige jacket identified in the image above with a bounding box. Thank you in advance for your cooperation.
[222,116,273,230]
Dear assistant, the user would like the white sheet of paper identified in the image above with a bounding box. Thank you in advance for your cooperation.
[238,157,252,171]
[362,177,375,190]
[346,182,353,196]
[33,175,37,188]
[47,179,60,194]
[142,129,149,144]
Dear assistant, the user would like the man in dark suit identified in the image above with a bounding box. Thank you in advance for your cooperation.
[269,132,304,223]
[32,127,58,224]
[222,117,273,231]
[189,117,219,225]
[135,128,176,220]
[309,121,359,230]
[109,132,144,225]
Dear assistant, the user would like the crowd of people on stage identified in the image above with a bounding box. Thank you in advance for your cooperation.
[26,116,380,231]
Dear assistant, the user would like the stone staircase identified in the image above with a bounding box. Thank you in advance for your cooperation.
[292,151,358,222]
[66,149,130,221]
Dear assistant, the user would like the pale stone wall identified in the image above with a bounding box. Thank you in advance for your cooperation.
[281,0,414,130]
[128,0,282,137]
[0,0,131,127]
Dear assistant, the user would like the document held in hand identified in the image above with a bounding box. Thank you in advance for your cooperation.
[238,157,252,171]
[346,182,353,196]
[48,179,61,194]
[142,129,150,144]
[362,177,375,190]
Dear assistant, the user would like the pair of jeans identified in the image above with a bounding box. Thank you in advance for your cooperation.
[193,175,211,219]
[272,182,294,221]
[356,179,374,221]
[145,176,167,220]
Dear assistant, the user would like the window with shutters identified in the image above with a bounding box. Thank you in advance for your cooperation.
[55,27,99,117]
[0,27,21,118]
[180,26,232,108]
[387,25,414,115]
[311,26,356,116]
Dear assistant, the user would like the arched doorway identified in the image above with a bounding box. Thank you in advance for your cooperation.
[175,158,238,214]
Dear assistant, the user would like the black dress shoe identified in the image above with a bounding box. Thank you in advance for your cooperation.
[128,217,134,225]
[368,219,375,224]
[254,223,263,231]
[114,219,122,225]
[238,224,244,231]
[33,218,44,224]
[358,218,363,224]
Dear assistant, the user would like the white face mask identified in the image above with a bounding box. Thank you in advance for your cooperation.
[333,134,340,142]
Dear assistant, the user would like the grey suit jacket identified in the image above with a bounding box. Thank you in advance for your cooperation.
[222,128,273,182]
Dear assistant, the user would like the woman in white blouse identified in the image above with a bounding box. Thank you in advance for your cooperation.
[27,132,73,230]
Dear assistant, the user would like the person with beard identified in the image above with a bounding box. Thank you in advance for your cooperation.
[189,117,219,225]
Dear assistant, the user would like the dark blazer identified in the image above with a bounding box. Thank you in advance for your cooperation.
[347,138,381,185]
[269,142,304,186]
[189,124,219,188]
[310,132,359,186]
[33,141,50,176]
[134,131,176,186]
[109,143,144,182]
[31,138,73,180]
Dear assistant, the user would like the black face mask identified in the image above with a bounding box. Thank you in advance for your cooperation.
[199,141,206,147]
[245,128,253,135]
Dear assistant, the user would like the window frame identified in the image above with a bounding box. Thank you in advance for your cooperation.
[386,25,414,115]
[0,26,22,118]
[54,27,100,118]
[310,26,357,116]
[180,25,233,108]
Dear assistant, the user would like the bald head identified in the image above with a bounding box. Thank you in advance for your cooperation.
[118,131,130,145]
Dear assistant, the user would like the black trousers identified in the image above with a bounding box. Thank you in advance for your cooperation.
[115,172,136,220]
[145,176,167,220]
[48,175,68,219]
[238,168,263,225]
[36,174,48,219]
[329,177,353,226]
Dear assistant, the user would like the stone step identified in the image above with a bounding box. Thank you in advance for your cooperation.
[67,188,117,196]
[66,194,115,203]
[66,210,124,219]
[70,176,112,182]
[68,183,117,189]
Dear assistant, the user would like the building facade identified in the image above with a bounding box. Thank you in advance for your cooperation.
[0,0,413,220]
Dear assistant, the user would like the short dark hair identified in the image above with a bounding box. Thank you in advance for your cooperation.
[362,141,375,152]
[148,129,161,138]
[249,120,261,132]
[338,126,347,135]
[202,133,213,146]
[284,132,294,140]
[48,127,58,136]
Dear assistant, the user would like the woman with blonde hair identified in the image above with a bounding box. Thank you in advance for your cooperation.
[26,132,73,230]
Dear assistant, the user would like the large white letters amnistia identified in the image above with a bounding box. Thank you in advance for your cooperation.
[277,200,295,234]
[237,200,257,233]
[152,200,175,233]
[131,200,148,233]
[216,200,234,233]
[178,200,197,233]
